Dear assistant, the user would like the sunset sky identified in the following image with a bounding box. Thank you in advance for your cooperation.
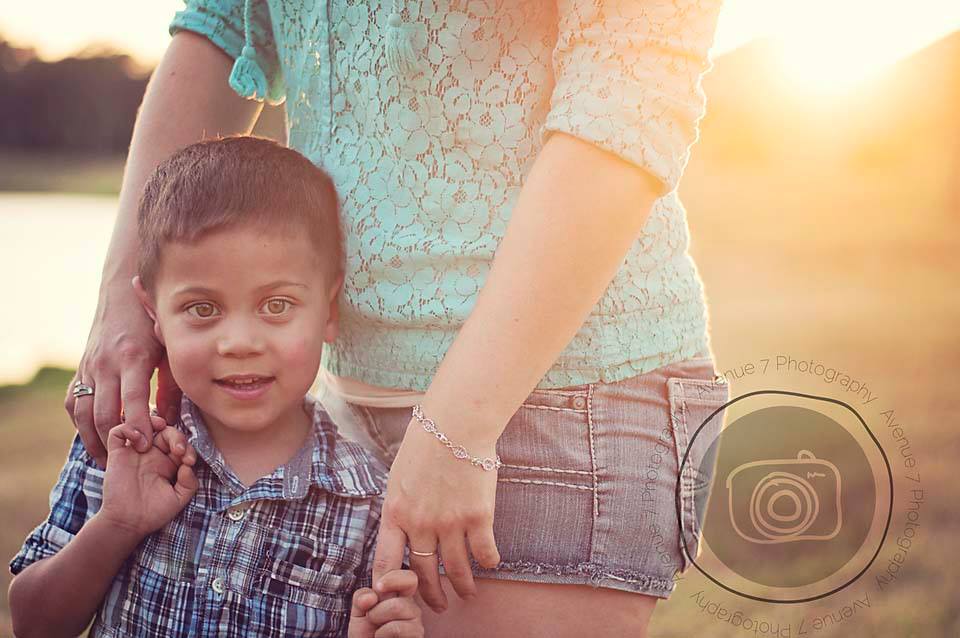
[3,0,959,94]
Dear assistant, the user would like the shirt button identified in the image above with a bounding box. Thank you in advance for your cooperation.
[572,396,587,410]
[211,577,225,594]
[226,506,245,521]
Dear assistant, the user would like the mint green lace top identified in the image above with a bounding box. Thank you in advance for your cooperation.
[170,0,723,391]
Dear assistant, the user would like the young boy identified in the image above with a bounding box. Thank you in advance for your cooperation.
[8,136,423,637]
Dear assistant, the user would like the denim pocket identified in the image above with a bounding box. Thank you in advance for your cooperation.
[667,374,729,572]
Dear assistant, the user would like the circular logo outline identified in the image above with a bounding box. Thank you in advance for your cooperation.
[675,389,894,604]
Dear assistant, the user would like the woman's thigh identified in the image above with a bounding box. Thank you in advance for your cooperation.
[316,355,730,625]
[420,576,657,638]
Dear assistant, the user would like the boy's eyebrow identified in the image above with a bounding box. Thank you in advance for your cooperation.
[171,281,309,297]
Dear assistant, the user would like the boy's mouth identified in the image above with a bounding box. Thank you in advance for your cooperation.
[214,374,276,399]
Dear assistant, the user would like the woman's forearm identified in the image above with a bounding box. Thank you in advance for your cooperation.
[100,31,262,288]
[420,131,664,442]
[8,514,144,638]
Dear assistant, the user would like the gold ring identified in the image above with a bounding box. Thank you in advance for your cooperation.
[410,549,437,557]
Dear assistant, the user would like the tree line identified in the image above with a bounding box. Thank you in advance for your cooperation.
[0,37,148,153]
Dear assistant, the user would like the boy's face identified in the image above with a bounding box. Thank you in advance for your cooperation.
[134,223,342,435]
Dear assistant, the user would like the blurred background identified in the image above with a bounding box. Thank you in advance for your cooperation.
[1,1,958,636]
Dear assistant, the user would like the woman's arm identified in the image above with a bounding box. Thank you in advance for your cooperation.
[374,131,664,610]
[66,30,262,466]
[372,0,724,611]
[421,131,663,437]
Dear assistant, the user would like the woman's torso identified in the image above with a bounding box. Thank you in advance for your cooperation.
[266,0,711,392]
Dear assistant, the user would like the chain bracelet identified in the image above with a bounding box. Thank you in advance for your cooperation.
[411,404,502,471]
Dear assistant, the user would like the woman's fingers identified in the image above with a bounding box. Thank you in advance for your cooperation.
[156,354,182,426]
[438,532,477,599]
[466,523,501,569]
[372,521,408,588]
[118,357,156,453]
[69,371,108,467]
[92,376,121,445]
[73,375,102,459]
[405,534,446,612]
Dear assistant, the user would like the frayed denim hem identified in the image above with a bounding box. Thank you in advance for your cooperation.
[438,559,677,600]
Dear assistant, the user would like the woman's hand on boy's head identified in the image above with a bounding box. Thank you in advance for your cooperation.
[348,569,423,638]
[98,423,199,540]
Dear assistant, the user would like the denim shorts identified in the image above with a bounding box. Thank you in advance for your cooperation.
[315,356,729,599]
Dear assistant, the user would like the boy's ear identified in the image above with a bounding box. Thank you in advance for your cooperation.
[322,272,345,344]
[131,276,165,346]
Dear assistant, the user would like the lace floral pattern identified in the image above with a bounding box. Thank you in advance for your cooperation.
[170,0,723,391]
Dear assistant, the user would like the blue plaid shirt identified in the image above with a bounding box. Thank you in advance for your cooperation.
[10,393,387,637]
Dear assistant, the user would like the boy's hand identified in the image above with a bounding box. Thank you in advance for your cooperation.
[98,418,198,540]
[348,569,423,638]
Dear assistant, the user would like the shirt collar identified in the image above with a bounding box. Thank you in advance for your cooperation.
[177,393,385,502]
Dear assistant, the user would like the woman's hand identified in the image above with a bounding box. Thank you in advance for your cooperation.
[65,278,181,468]
[372,421,501,613]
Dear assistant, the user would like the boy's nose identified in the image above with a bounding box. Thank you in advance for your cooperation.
[216,319,266,357]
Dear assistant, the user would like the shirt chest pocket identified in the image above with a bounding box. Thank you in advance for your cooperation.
[260,535,359,615]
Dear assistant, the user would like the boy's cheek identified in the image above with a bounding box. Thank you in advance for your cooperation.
[163,336,213,390]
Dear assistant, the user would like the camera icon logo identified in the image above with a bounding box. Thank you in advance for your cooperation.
[725,450,842,544]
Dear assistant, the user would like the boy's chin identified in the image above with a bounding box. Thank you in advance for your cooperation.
[195,400,282,435]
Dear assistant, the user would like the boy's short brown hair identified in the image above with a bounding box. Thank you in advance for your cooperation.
[137,136,343,294]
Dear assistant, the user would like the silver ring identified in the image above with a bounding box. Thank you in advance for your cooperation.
[410,549,437,557]
[72,382,94,398]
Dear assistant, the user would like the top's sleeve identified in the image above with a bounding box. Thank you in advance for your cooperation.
[9,434,105,575]
[169,0,285,104]
[541,0,724,197]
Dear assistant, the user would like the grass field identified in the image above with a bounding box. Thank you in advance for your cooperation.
[0,146,957,636]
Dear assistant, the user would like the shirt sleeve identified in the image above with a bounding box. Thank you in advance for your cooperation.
[541,0,724,197]
[9,434,105,575]
[169,0,285,104]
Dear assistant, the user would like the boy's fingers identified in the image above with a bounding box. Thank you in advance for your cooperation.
[373,619,424,638]
[154,426,189,459]
[107,423,144,454]
[366,595,422,627]
[351,588,379,618]
[173,464,199,504]
[374,570,419,598]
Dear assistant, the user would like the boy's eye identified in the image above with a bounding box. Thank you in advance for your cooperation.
[186,302,219,318]
[263,299,291,315]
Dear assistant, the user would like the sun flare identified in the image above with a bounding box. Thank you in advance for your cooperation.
[716,0,960,96]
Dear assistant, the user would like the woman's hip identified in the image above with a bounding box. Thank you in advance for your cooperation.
[315,355,730,599]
